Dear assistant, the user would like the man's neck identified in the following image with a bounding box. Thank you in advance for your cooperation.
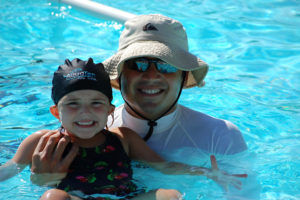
[124,104,178,121]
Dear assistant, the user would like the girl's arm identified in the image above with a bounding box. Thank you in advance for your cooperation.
[113,127,164,163]
[0,160,27,182]
[0,130,48,182]
[115,127,247,190]
[147,155,248,191]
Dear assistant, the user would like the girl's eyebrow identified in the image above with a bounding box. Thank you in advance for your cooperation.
[65,97,107,101]
[91,98,106,100]
[65,97,79,101]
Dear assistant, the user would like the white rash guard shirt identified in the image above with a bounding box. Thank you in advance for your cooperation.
[107,104,247,158]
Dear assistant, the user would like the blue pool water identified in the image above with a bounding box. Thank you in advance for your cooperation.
[0,0,299,199]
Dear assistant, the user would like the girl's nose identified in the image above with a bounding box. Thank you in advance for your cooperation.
[79,105,91,114]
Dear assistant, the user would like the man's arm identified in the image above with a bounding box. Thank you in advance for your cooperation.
[214,120,247,155]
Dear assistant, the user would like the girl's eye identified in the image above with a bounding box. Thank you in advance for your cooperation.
[92,101,105,106]
[66,102,79,107]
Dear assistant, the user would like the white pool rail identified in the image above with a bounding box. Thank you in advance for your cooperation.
[54,0,137,23]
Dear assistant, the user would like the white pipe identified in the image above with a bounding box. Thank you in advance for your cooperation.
[55,0,137,23]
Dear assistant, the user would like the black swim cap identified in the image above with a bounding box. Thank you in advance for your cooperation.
[51,58,112,105]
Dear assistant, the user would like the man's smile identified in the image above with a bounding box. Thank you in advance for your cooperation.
[138,89,164,95]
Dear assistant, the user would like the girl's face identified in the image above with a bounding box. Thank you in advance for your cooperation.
[51,89,114,140]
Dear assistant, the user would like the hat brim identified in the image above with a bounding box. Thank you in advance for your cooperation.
[103,41,208,89]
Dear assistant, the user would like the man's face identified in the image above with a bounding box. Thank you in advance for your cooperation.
[120,57,184,120]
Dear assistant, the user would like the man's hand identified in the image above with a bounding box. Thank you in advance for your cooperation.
[30,172,67,186]
[30,130,78,184]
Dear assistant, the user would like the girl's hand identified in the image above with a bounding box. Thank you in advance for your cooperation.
[207,155,248,191]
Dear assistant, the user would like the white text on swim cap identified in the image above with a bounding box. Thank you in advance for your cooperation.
[64,69,96,81]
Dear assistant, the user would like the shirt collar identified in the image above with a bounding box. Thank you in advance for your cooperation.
[122,105,180,136]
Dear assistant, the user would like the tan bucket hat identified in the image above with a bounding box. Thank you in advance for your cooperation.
[103,14,209,89]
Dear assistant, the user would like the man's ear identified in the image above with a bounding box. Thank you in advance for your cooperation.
[108,104,115,115]
[182,71,188,86]
[50,105,60,120]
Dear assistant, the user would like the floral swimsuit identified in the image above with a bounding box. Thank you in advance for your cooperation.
[57,130,138,199]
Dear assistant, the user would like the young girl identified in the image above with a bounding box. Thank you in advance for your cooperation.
[0,58,247,200]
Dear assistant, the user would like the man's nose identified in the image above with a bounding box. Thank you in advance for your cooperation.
[142,63,160,79]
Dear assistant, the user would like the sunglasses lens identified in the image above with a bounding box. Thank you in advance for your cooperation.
[130,58,178,74]
[135,59,149,72]
[156,61,178,73]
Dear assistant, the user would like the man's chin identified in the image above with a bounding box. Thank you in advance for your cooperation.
[136,105,167,118]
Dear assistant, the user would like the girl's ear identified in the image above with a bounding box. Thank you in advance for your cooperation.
[50,105,60,120]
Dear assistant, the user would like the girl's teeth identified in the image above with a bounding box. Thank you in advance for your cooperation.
[142,89,160,94]
[77,121,93,125]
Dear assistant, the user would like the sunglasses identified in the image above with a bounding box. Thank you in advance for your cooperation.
[126,58,178,74]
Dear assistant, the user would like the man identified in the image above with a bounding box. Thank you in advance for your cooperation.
[103,14,247,155]
[31,14,247,175]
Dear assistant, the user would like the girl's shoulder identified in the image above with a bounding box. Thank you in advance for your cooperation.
[12,129,58,164]
[22,129,55,144]
[108,127,140,141]
[107,127,142,156]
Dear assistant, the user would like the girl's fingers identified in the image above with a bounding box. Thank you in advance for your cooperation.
[231,179,242,190]
[209,155,247,191]
[210,155,218,170]
[232,173,248,178]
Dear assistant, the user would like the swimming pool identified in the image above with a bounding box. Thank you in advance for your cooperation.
[0,0,299,199]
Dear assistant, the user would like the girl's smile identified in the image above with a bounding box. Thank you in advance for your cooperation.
[51,89,114,140]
